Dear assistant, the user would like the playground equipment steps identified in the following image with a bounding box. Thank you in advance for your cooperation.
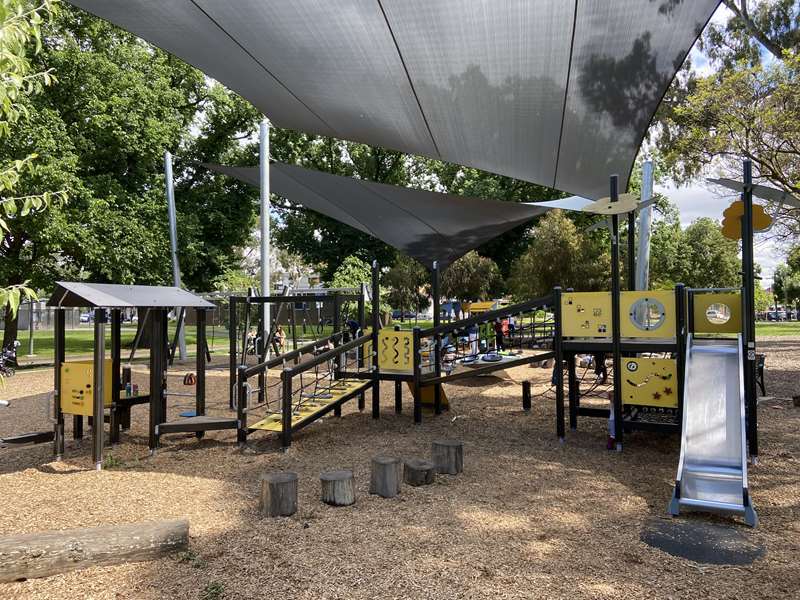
[249,378,370,433]
[669,335,757,527]
[156,415,238,436]
[0,430,55,446]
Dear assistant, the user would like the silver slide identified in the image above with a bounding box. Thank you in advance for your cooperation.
[669,334,757,527]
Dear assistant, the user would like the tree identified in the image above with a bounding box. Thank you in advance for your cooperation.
[1,6,260,345]
[754,283,771,313]
[383,255,429,320]
[508,210,609,299]
[676,218,741,289]
[656,1,800,237]
[440,251,501,302]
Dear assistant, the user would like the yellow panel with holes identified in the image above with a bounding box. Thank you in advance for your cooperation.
[60,359,113,416]
[561,292,612,338]
[692,292,742,334]
[621,358,678,408]
[620,290,677,338]
[377,329,414,373]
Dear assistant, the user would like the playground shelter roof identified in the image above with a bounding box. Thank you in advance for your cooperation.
[204,162,550,269]
[69,0,719,199]
[48,282,215,309]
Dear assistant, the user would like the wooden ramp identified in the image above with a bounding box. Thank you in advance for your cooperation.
[249,379,370,433]
[157,415,238,435]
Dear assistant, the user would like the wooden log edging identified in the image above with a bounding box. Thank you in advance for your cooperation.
[320,470,356,506]
[260,472,298,517]
[0,519,189,583]
[369,456,401,498]
[432,439,464,475]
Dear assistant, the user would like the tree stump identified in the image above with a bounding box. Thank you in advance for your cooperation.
[432,439,463,475]
[403,458,435,486]
[259,472,298,517]
[369,456,401,498]
[320,470,356,506]
[0,520,188,583]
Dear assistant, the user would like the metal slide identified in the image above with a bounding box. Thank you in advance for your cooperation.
[669,334,757,526]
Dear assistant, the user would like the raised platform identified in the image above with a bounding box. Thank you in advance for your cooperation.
[157,415,238,435]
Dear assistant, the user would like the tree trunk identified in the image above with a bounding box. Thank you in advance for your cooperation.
[259,472,298,517]
[432,439,464,475]
[0,520,189,583]
[403,459,435,486]
[320,470,356,506]
[2,303,19,355]
[369,456,401,498]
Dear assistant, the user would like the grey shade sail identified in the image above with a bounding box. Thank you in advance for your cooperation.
[203,162,549,269]
[48,282,215,309]
[69,1,719,199]
[707,178,800,209]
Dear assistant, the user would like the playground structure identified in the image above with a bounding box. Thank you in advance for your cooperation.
[47,282,216,469]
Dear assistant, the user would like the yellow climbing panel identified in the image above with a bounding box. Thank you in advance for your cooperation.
[621,358,678,408]
[248,379,371,432]
[377,329,414,374]
[60,359,113,416]
[561,292,612,338]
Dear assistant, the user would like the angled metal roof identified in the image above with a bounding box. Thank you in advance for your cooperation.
[48,282,215,309]
[204,162,549,269]
[69,1,719,199]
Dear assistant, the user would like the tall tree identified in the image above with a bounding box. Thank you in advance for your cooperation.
[383,255,429,319]
[440,251,502,302]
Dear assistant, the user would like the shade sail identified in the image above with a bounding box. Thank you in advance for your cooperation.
[69,1,719,199]
[204,162,549,269]
[48,282,214,309]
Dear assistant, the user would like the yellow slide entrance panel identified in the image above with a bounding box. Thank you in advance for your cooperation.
[407,381,450,412]
[622,358,678,408]
[377,329,413,374]
[60,359,113,416]
[620,290,676,338]
[249,379,370,432]
[692,292,742,334]
[561,292,612,338]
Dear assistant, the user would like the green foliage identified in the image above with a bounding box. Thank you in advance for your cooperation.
[675,218,741,289]
[199,581,224,600]
[383,255,429,315]
[508,210,609,299]
[441,251,502,302]
[328,256,371,290]
[754,284,771,312]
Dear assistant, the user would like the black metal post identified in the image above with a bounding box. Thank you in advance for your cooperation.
[627,211,636,290]
[412,326,422,424]
[610,175,624,452]
[675,283,686,431]
[554,288,565,441]
[281,368,293,448]
[357,283,366,411]
[196,308,207,439]
[54,309,65,458]
[236,364,247,446]
[742,159,758,458]
[92,307,106,470]
[522,380,531,412]
[289,300,298,359]
[229,297,237,409]
[149,309,164,451]
[432,261,442,415]
[568,352,578,430]
[371,262,381,419]
[110,309,121,445]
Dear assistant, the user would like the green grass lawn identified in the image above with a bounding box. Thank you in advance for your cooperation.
[755,321,800,337]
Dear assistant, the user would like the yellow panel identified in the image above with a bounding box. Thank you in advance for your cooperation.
[377,329,414,373]
[407,382,449,411]
[621,358,678,408]
[60,359,113,416]
[692,292,742,334]
[561,292,612,338]
[620,290,676,338]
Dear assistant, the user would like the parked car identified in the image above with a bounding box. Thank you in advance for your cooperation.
[79,312,92,323]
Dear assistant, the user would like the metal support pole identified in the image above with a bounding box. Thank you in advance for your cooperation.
[635,160,654,291]
[196,309,207,436]
[432,261,442,415]
[53,309,65,458]
[627,211,636,291]
[742,160,758,459]
[164,151,186,360]
[610,175,624,452]
[281,368,292,448]
[149,309,164,452]
[412,327,422,424]
[229,297,237,410]
[92,308,106,470]
[259,119,271,356]
[27,300,34,356]
[371,261,381,419]
[522,380,531,412]
[110,309,121,445]
[554,287,565,441]
[236,365,247,446]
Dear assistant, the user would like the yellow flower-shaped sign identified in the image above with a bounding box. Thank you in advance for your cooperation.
[721,201,772,240]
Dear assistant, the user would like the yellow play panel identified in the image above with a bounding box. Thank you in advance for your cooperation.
[621,358,678,408]
[561,292,612,338]
[249,379,370,432]
[60,359,113,416]
[407,381,450,412]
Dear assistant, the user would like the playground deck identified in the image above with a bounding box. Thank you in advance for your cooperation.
[0,338,798,599]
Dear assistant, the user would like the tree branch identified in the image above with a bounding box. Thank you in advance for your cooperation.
[722,0,787,60]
